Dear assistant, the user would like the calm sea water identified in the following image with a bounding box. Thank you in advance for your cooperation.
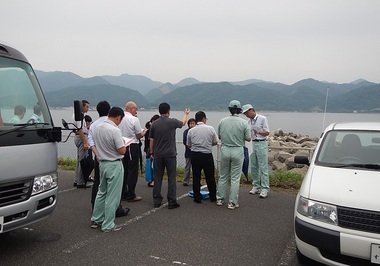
[52,109,380,138]
[51,109,379,159]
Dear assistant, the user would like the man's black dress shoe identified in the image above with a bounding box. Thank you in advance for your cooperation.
[168,202,180,209]
[115,207,130,217]
[210,196,217,202]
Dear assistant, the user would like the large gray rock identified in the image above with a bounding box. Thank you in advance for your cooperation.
[267,129,318,172]
[274,151,293,163]
[272,161,288,171]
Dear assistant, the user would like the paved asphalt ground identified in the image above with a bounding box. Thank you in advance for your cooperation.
[0,170,301,266]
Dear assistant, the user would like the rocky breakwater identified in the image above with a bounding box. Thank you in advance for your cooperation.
[267,129,319,176]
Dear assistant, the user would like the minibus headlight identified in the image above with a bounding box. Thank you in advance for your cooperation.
[297,196,338,225]
[32,173,58,195]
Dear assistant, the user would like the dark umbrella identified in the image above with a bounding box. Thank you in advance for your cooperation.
[139,140,143,174]
[242,146,249,182]
[80,151,94,186]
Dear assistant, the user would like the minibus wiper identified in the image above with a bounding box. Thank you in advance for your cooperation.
[333,164,380,170]
[0,122,49,136]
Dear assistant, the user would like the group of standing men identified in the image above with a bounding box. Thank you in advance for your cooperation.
[73,98,270,232]
[74,100,191,231]
[184,100,270,210]
[186,100,270,210]
[214,100,270,210]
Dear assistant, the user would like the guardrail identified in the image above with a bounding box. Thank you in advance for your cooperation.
[58,134,314,171]
[58,135,216,169]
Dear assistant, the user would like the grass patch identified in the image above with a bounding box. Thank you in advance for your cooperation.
[173,168,303,191]
[269,170,303,190]
[58,157,76,171]
[58,159,302,190]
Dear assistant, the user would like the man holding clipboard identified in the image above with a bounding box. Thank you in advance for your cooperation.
[91,107,129,232]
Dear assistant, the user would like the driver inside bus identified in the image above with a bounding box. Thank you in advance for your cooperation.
[8,104,26,124]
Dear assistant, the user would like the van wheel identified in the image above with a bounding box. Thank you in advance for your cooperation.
[296,247,321,265]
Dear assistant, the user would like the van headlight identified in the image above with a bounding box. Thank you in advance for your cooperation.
[32,173,58,195]
[297,196,338,225]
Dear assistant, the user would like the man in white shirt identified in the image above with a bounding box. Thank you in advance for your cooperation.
[118,101,147,202]
[242,104,270,199]
[91,107,126,232]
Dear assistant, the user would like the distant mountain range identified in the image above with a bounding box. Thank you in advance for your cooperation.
[35,70,380,112]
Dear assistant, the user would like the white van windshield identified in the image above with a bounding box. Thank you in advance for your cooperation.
[317,130,380,167]
[0,57,52,128]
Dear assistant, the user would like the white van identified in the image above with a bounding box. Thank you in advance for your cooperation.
[0,43,61,233]
[294,121,380,265]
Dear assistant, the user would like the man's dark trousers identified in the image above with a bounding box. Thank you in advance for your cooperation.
[191,151,217,202]
[91,159,100,208]
[153,156,177,206]
[122,143,140,200]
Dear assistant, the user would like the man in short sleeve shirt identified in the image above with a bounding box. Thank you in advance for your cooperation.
[91,107,126,232]
[118,101,147,202]
[216,100,251,210]
[187,111,218,203]
[242,104,270,198]
[149,102,190,209]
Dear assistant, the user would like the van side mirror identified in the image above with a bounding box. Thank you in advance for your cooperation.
[74,100,82,121]
[294,155,310,166]
[61,119,78,131]
[62,119,69,130]
[47,127,62,142]
[61,118,79,143]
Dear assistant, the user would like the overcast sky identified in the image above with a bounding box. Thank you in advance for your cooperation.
[2,0,380,85]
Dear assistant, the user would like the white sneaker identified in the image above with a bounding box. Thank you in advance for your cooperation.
[259,190,268,198]
[216,199,224,206]
[249,187,261,195]
[103,225,122,232]
[227,202,240,210]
